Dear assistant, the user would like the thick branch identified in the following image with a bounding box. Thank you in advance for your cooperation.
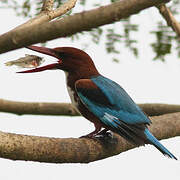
[0,99,180,116]
[0,112,179,163]
[156,4,180,37]
[0,0,170,54]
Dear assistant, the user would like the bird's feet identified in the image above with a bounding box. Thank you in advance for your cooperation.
[95,129,113,138]
[80,129,112,139]
[79,132,98,139]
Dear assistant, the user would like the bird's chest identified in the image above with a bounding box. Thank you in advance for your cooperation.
[65,72,80,109]
[65,72,100,123]
[66,81,99,123]
[66,85,79,108]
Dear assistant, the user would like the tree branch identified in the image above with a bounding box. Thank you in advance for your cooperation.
[0,99,180,116]
[0,99,80,116]
[41,0,54,12]
[0,0,170,54]
[12,0,77,31]
[156,4,180,37]
[139,103,180,116]
[0,112,179,163]
[49,0,77,19]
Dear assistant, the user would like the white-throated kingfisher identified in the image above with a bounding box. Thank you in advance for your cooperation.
[18,45,177,160]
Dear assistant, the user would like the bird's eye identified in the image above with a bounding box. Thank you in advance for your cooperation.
[54,51,69,59]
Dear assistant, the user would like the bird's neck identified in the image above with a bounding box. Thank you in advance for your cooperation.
[65,69,100,91]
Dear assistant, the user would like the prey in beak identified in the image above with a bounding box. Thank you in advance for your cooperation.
[17,46,61,73]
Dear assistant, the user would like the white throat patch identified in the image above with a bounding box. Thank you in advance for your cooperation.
[65,72,79,109]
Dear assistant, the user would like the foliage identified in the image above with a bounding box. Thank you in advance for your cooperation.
[151,22,176,61]
[0,0,180,61]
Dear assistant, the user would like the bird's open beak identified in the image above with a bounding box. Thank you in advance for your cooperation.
[17,45,60,73]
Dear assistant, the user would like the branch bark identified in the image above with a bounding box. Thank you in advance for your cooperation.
[0,112,179,163]
[0,99,180,116]
[0,0,170,54]
[156,4,180,37]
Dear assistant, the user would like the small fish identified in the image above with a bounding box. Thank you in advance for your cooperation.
[5,54,44,68]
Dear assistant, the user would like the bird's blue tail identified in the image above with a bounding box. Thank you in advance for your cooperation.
[144,129,177,160]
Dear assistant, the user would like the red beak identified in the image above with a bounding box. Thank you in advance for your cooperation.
[17,45,60,73]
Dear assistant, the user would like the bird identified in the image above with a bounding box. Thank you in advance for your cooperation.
[18,45,177,160]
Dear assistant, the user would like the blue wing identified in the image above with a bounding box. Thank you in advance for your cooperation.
[75,75,151,145]
[75,76,177,159]
[75,75,151,127]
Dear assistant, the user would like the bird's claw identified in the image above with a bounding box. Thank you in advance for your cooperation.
[79,129,113,139]
[79,134,96,139]
[95,130,113,138]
